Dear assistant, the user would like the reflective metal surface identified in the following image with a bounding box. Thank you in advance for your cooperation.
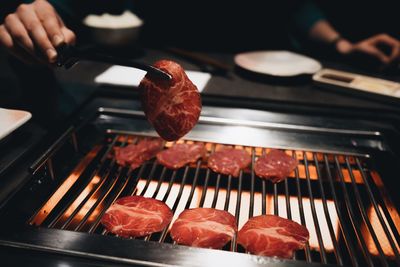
[0,105,399,267]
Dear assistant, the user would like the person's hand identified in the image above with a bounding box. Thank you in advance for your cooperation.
[336,34,400,67]
[0,0,76,65]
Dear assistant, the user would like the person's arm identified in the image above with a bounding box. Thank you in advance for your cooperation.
[294,1,400,66]
[309,19,400,65]
[0,0,76,65]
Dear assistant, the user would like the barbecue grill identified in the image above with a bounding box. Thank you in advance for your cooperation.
[0,96,399,267]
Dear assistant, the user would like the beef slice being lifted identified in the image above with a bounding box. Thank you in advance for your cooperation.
[139,60,202,141]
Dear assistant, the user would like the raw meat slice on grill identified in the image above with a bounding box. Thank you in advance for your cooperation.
[254,149,298,183]
[207,148,251,177]
[101,196,173,237]
[114,138,164,169]
[170,208,237,249]
[157,143,206,169]
[139,60,202,141]
[237,215,309,259]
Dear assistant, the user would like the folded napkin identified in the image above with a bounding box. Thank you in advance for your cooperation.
[95,65,211,92]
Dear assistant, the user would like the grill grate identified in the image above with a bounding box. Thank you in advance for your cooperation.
[29,133,400,266]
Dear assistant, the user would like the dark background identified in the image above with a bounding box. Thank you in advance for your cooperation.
[0,0,399,125]
[1,0,399,50]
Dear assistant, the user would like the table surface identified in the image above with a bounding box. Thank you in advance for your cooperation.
[53,48,400,116]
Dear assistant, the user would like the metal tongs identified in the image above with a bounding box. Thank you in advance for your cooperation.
[55,43,172,80]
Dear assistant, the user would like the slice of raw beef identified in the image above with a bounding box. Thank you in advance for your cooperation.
[157,143,206,169]
[170,208,237,249]
[101,196,173,237]
[207,148,251,177]
[237,215,309,259]
[114,139,164,169]
[139,60,202,141]
[254,149,298,183]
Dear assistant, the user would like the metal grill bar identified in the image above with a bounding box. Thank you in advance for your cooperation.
[44,135,120,228]
[151,167,167,199]
[273,183,278,216]
[84,137,150,235]
[261,180,267,215]
[198,168,211,207]
[88,150,149,235]
[139,161,159,197]
[344,157,390,267]
[293,151,312,262]
[126,162,148,197]
[59,171,108,230]
[101,163,146,235]
[224,175,232,211]
[334,156,374,267]
[211,174,222,208]
[74,164,125,231]
[324,154,360,267]
[261,149,267,215]
[171,155,204,245]
[199,144,215,207]
[171,166,190,212]
[355,158,400,263]
[161,171,177,202]
[184,160,201,209]
[313,153,344,266]
[58,136,133,230]
[361,163,400,246]
[232,170,243,253]
[158,166,190,243]
[283,169,293,259]
[249,148,256,218]
[303,152,327,264]
[143,167,169,242]
[284,174,292,220]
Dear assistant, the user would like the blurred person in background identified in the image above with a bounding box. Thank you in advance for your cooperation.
[1,0,399,66]
[294,0,400,69]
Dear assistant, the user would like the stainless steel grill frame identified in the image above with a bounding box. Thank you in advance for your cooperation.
[0,106,399,267]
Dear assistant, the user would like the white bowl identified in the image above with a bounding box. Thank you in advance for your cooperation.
[83,11,143,47]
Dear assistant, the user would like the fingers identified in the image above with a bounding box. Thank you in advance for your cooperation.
[0,25,13,50]
[17,3,58,62]
[0,25,42,65]
[360,45,391,64]
[42,16,65,47]
[61,27,76,45]
[374,34,400,61]
[34,1,65,47]
[56,14,76,44]
[4,13,35,53]
[0,0,76,65]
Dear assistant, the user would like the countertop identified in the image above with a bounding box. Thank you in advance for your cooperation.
[53,47,400,119]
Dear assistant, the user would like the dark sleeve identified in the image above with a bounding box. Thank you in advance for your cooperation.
[1,1,23,22]
[292,0,326,34]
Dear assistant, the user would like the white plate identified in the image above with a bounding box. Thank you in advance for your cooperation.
[234,50,322,77]
[94,66,211,93]
[0,108,32,140]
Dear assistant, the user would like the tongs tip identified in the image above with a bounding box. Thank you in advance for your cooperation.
[148,66,172,81]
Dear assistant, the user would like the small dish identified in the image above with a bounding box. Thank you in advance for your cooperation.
[83,10,143,47]
[0,108,32,140]
[234,50,322,77]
